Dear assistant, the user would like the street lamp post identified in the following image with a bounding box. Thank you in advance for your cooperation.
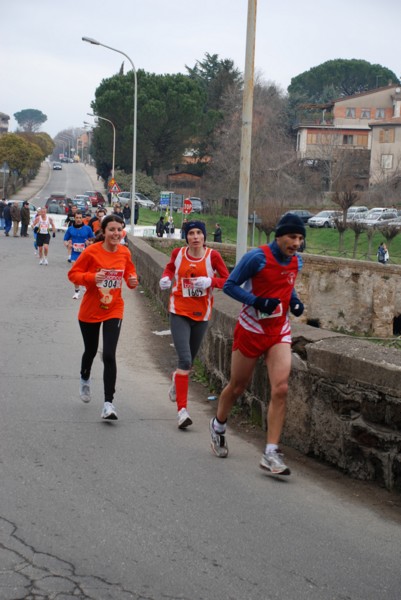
[82,36,137,235]
[236,0,257,264]
[87,113,116,179]
[82,123,93,164]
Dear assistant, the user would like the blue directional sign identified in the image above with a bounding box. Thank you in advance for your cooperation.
[159,192,171,206]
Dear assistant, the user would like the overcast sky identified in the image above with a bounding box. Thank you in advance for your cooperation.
[2,0,400,137]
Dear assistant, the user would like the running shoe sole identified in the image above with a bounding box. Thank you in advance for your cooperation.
[259,458,291,476]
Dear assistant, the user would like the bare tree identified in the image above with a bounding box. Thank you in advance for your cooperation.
[348,220,367,259]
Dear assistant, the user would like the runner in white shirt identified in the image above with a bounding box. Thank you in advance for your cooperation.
[32,207,56,265]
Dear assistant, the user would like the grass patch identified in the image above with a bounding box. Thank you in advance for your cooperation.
[138,208,401,263]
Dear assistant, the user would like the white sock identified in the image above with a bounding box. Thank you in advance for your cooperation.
[213,417,226,433]
[265,444,278,454]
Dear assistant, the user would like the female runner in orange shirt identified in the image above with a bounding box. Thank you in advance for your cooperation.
[159,220,229,428]
[68,214,138,420]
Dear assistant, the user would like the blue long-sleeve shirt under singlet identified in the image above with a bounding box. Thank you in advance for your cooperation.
[223,240,303,306]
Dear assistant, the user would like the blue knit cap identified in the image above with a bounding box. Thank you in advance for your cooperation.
[185,220,207,243]
[275,213,306,238]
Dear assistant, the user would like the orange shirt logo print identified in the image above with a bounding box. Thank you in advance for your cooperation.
[97,269,123,309]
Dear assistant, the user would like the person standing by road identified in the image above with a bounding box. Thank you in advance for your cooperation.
[213,223,222,243]
[209,213,306,476]
[164,216,175,239]
[180,218,188,239]
[0,198,6,230]
[159,220,229,429]
[10,201,21,237]
[377,242,389,264]
[64,211,95,299]
[20,201,31,237]
[123,203,131,225]
[68,214,139,421]
[156,215,165,237]
[32,207,56,265]
[3,201,12,236]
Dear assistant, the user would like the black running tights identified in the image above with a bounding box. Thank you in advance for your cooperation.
[79,319,122,402]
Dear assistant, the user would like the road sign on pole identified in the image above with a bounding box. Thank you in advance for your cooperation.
[110,183,121,194]
[183,198,192,214]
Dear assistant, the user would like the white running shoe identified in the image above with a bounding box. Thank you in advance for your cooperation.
[177,407,192,429]
[39,258,44,265]
[209,418,228,457]
[168,371,176,402]
[43,258,48,265]
[101,402,118,420]
[72,291,80,300]
[259,451,291,476]
[79,378,91,403]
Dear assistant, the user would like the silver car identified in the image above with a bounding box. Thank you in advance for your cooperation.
[307,210,341,228]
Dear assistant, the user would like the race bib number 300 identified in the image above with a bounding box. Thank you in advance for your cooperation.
[181,278,206,298]
[97,269,124,289]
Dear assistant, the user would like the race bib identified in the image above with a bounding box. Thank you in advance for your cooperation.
[72,243,85,253]
[257,303,283,320]
[97,269,124,289]
[181,278,206,298]
[39,225,48,234]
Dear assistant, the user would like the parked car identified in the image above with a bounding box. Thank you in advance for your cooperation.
[52,162,62,170]
[83,191,106,207]
[45,194,70,214]
[307,210,341,228]
[72,195,92,211]
[378,215,401,229]
[361,210,398,227]
[189,197,203,213]
[282,209,314,224]
[135,193,156,209]
[117,191,156,209]
[346,206,369,221]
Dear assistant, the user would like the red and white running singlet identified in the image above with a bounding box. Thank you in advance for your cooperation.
[168,247,216,321]
[239,245,298,335]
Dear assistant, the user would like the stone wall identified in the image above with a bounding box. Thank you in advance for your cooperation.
[297,254,401,337]
[128,237,401,491]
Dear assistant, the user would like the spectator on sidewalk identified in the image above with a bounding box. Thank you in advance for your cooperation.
[213,223,222,243]
[10,201,21,237]
[156,216,165,237]
[20,201,31,237]
[0,197,6,230]
[3,201,12,236]
[123,203,131,225]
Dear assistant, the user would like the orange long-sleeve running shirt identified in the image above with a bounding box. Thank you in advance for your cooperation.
[68,242,137,322]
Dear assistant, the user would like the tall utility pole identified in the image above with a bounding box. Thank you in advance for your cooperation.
[236,0,257,264]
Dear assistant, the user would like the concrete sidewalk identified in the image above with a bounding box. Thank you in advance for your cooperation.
[9,161,104,202]
[9,161,51,201]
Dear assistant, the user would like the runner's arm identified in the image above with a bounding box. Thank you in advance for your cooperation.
[210,251,230,289]
[223,248,266,305]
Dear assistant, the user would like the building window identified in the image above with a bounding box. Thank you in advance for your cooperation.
[346,107,355,118]
[379,128,395,143]
[355,135,368,147]
[343,135,354,145]
[375,108,385,119]
[360,109,371,119]
[381,154,393,169]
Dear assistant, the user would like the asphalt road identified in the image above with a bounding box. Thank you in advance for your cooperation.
[1,168,401,599]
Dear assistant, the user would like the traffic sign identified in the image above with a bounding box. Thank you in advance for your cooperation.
[183,198,192,214]
[110,183,121,194]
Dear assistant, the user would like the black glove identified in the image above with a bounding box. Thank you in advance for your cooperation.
[290,297,304,317]
[253,297,281,315]
[52,232,56,238]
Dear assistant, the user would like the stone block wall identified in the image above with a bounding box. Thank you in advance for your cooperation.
[128,237,401,491]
